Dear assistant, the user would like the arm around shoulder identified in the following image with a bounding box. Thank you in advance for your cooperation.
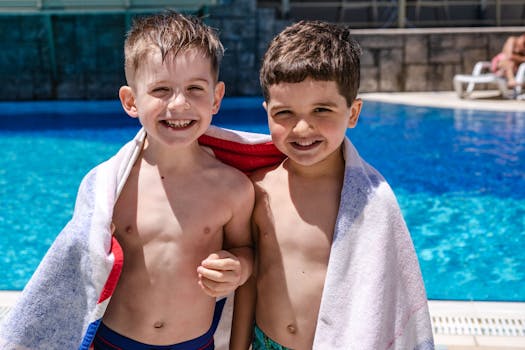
[197,173,255,297]
[224,173,255,285]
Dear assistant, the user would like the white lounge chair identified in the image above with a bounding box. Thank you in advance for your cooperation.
[453,61,525,99]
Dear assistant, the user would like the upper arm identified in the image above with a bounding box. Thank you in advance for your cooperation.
[502,37,515,56]
[250,191,262,277]
[223,172,255,250]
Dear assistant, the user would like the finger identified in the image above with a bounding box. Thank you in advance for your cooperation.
[203,250,233,261]
[201,257,240,271]
[198,279,233,298]
[199,280,220,297]
[204,252,221,261]
[198,266,237,283]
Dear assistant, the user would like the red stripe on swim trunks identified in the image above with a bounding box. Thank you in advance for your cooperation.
[94,334,122,350]
[197,337,214,350]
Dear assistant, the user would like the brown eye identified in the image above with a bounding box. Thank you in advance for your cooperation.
[188,85,205,92]
[152,87,169,93]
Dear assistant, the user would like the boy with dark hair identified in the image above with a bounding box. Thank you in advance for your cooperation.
[233,20,434,350]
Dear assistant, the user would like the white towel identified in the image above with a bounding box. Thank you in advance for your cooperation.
[312,138,434,350]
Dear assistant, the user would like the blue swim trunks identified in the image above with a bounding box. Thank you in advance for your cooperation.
[252,324,292,350]
[93,298,225,350]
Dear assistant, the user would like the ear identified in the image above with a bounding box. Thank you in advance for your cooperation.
[347,98,363,128]
[119,86,138,118]
[212,81,225,115]
[262,101,268,112]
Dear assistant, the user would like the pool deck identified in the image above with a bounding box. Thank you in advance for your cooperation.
[360,90,525,112]
[1,90,524,349]
[430,300,525,349]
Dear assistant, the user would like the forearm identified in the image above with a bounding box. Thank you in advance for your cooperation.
[228,246,254,286]
[230,275,256,350]
[511,53,525,64]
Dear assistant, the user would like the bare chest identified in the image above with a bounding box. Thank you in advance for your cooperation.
[113,173,231,251]
[255,184,340,262]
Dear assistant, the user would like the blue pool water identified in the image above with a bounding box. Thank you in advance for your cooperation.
[1,98,524,301]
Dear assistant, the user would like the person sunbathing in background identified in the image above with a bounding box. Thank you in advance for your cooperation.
[491,33,525,88]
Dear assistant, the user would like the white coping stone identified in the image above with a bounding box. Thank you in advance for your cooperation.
[360,91,525,112]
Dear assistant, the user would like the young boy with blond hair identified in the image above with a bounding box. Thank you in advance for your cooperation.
[92,11,256,349]
[0,11,254,350]
[232,20,434,350]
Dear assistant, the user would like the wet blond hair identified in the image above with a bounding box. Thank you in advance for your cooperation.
[123,10,224,85]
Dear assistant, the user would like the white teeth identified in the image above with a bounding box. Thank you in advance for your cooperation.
[295,139,316,146]
[165,119,192,128]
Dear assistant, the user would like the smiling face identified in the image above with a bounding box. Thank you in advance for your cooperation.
[119,48,224,149]
[264,78,362,170]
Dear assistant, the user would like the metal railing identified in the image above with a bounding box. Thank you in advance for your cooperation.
[0,0,220,13]
[258,0,525,28]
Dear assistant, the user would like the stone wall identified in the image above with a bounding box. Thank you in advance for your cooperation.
[0,0,282,100]
[0,13,128,100]
[355,27,525,93]
[0,0,522,100]
[204,0,289,96]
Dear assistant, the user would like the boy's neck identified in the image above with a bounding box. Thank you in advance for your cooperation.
[141,137,209,173]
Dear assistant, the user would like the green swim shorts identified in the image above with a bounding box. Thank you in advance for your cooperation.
[252,324,292,350]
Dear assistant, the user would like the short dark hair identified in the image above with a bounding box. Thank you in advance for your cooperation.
[260,20,362,106]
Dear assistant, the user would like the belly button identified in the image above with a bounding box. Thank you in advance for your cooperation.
[153,321,164,329]
[286,324,296,334]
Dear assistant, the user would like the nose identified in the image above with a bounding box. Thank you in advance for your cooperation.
[292,118,311,134]
[168,92,189,110]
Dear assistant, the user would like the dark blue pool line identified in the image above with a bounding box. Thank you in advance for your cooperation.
[0,97,265,115]
[0,98,267,131]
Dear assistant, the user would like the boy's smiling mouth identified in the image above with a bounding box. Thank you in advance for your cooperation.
[291,139,321,150]
[161,119,195,129]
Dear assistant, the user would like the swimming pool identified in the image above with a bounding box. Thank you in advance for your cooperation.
[1,98,523,301]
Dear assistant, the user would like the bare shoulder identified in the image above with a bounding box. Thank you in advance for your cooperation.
[504,36,517,51]
[217,159,251,184]
[250,162,284,188]
[206,155,254,200]
[249,162,286,223]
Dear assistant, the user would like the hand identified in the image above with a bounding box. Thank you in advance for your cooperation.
[197,250,243,297]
